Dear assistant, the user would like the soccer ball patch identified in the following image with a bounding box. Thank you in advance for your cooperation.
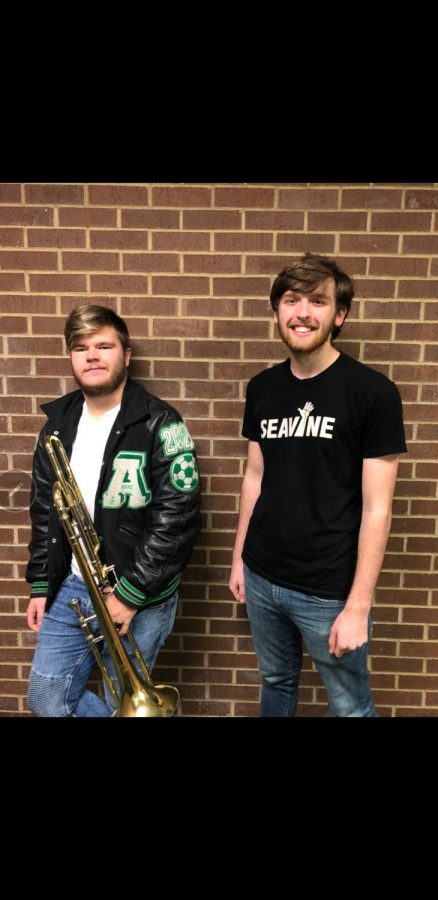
[170,453,199,493]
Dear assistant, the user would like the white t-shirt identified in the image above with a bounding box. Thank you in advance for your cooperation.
[69,401,120,579]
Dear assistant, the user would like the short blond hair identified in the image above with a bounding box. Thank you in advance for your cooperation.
[64,305,130,352]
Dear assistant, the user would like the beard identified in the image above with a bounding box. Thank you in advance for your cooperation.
[73,359,128,396]
[276,313,337,355]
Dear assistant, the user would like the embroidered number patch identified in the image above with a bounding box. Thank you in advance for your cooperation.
[160,421,195,457]
[170,453,199,493]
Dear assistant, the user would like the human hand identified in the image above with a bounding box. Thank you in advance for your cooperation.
[229,558,246,603]
[103,591,137,636]
[27,596,47,632]
[328,607,369,658]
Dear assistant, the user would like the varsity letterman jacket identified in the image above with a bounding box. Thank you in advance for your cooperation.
[26,377,201,611]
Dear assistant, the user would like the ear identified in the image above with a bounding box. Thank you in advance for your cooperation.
[335,306,347,328]
[125,347,132,367]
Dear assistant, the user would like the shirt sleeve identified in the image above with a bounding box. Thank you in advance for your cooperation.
[242,379,260,441]
[361,379,407,458]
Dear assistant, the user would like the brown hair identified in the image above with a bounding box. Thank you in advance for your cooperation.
[64,305,131,352]
[270,252,354,340]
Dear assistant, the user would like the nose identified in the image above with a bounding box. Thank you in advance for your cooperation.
[85,346,100,361]
[295,297,311,319]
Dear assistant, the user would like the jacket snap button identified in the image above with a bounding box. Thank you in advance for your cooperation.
[51,538,57,543]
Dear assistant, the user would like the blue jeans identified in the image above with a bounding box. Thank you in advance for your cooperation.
[27,573,178,717]
[244,565,377,718]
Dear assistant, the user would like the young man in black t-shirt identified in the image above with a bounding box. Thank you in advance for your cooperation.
[229,253,406,717]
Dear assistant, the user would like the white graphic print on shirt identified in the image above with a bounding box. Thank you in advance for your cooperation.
[260,402,335,440]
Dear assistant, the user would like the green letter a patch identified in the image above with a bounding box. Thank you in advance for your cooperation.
[102,452,151,508]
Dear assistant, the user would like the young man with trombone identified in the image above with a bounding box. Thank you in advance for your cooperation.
[26,305,201,717]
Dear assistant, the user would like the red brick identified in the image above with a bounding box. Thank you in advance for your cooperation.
[372,212,432,231]
[213,320,270,339]
[30,274,86,292]
[308,212,367,231]
[340,233,399,253]
[424,303,438,319]
[121,297,177,316]
[153,319,209,337]
[215,187,274,207]
[277,232,335,253]
[396,323,438,341]
[354,278,396,298]
[213,276,269,296]
[122,209,179,228]
[185,340,240,359]
[153,186,212,206]
[399,279,438,298]
[0,184,21,202]
[181,298,238,317]
[90,230,148,250]
[244,342,286,361]
[7,336,64,356]
[123,253,179,272]
[403,234,438,253]
[369,256,428,276]
[0,250,57,270]
[183,254,241,274]
[183,210,241,229]
[25,184,84,204]
[342,188,402,208]
[0,273,25,290]
[213,364,263,382]
[62,251,120,271]
[0,317,27,333]
[363,343,420,362]
[393,364,437,382]
[152,276,209,295]
[245,254,300,274]
[88,185,148,205]
[364,300,421,319]
[405,190,438,209]
[0,207,53,225]
[421,385,438,401]
[279,188,338,209]
[245,211,304,230]
[153,231,210,251]
[90,274,147,294]
[59,207,117,227]
[28,228,86,248]
[216,232,273,251]
[0,227,24,246]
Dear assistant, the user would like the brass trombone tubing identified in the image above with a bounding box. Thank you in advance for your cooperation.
[45,434,180,717]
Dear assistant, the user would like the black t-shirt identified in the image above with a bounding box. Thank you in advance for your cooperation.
[242,353,407,600]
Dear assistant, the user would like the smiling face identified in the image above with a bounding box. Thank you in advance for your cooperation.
[70,326,131,397]
[274,277,347,356]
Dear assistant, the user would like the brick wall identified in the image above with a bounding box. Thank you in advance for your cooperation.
[0,182,437,717]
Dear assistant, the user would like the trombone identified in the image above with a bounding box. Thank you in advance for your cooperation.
[45,434,180,717]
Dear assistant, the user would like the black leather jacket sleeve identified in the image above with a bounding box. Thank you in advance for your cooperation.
[26,428,53,598]
[111,409,201,609]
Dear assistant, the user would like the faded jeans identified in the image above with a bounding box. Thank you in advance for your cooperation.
[27,573,178,717]
[244,564,377,718]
